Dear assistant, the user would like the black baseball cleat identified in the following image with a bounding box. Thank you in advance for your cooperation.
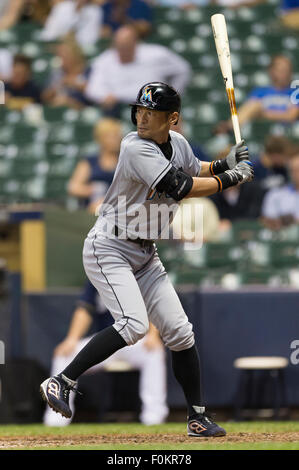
[40,374,80,419]
[187,412,226,437]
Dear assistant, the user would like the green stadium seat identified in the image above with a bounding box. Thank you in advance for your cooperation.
[10,159,48,181]
[80,107,103,124]
[47,123,75,143]
[232,221,266,243]
[156,241,184,271]
[239,269,284,286]
[13,124,38,144]
[172,269,209,286]
[45,176,69,201]
[73,123,94,143]
[269,242,299,268]
[0,159,13,177]
[0,126,14,144]
[11,22,41,43]
[43,106,70,123]
[247,241,270,268]
[46,142,80,160]
[21,142,46,160]
[204,242,245,269]
[22,177,47,200]
[48,157,77,177]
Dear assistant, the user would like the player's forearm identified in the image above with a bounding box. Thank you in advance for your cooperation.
[185,177,219,198]
[66,308,93,340]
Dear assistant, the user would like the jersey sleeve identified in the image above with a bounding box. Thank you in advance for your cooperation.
[175,133,201,177]
[185,142,201,177]
[124,139,172,189]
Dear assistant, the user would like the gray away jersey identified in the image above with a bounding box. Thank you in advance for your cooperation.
[93,130,201,240]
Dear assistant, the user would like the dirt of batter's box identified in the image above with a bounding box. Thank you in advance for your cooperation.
[1,432,299,448]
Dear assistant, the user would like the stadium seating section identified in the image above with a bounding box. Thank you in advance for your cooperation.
[1,0,299,286]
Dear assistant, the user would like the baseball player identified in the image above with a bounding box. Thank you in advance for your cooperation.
[41,82,253,437]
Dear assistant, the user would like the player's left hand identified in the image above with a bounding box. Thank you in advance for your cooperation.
[225,140,250,169]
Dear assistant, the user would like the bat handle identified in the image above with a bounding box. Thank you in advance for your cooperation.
[231,114,242,144]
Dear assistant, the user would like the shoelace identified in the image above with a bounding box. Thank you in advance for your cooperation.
[201,412,218,426]
[63,383,83,400]
[189,412,216,426]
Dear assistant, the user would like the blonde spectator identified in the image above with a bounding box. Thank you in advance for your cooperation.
[42,36,91,109]
[68,118,122,213]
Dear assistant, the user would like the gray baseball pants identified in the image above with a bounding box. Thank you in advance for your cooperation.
[83,228,194,351]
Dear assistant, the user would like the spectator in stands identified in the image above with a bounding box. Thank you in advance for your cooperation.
[101,0,152,38]
[210,183,264,223]
[43,279,168,426]
[261,152,299,230]
[40,0,103,47]
[68,118,121,213]
[216,55,299,134]
[4,54,41,110]
[0,49,12,81]
[280,0,299,30]
[85,25,191,116]
[42,36,91,109]
[254,135,292,192]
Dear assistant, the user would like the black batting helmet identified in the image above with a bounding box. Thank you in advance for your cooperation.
[131,82,181,125]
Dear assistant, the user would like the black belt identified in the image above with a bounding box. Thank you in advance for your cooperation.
[114,226,154,248]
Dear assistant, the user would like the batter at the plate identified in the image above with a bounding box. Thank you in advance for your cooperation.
[41,82,253,437]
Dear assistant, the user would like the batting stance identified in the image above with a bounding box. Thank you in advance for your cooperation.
[41,82,253,437]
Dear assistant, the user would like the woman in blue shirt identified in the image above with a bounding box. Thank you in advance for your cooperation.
[68,118,122,212]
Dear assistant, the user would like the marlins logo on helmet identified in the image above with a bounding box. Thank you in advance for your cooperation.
[141,86,154,105]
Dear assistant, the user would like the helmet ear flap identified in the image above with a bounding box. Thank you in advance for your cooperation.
[131,105,137,125]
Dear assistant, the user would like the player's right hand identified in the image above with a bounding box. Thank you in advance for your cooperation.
[225,160,254,185]
[54,337,78,357]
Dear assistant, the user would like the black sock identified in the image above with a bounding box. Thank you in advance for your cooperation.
[171,344,203,417]
[61,326,127,381]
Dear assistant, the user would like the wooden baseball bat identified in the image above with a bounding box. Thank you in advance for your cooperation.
[211,13,242,144]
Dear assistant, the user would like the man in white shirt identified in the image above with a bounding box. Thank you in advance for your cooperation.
[40,0,103,47]
[85,25,191,113]
[262,153,299,230]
